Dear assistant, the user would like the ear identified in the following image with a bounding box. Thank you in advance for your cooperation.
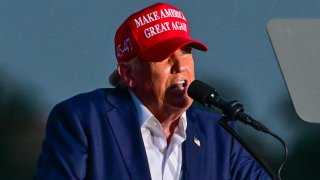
[118,63,135,88]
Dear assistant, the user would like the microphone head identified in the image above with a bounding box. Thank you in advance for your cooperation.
[187,80,218,105]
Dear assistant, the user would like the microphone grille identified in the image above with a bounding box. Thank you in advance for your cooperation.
[188,80,217,104]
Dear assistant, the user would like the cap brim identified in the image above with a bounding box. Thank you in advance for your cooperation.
[137,37,208,62]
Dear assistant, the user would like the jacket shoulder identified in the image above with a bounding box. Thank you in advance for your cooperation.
[187,104,222,124]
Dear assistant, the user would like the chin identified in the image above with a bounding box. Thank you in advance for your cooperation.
[170,97,193,110]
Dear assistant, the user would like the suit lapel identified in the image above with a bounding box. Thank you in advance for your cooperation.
[181,109,206,180]
[104,88,151,180]
[104,88,207,180]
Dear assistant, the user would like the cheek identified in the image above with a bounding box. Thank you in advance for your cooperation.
[130,67,150,89]
[149,63,171,78]
[149,67,171,90]
[151,70,170,86]
[190,62,194,70]
[187,60,195,78]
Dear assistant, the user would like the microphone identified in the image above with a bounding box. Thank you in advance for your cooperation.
[188,80,270,133]
[188,80,288,180]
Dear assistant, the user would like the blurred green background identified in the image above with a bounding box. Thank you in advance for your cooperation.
[1,1,319,179]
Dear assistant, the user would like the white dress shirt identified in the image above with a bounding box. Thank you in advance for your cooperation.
[129,91,187,180]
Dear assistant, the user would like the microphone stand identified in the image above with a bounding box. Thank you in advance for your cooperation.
[187,80,287,179]
[218,117,278,180]
[202,95,287,179]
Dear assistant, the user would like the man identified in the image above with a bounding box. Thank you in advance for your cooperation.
[36,2,271,180]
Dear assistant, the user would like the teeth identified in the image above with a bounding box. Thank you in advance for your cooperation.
[171,80,186,91]
[176,80,186,84]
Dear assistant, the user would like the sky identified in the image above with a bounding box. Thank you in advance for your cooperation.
[1,1,320,179]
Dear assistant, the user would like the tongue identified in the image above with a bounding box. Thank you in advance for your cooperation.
[170,83,184,91]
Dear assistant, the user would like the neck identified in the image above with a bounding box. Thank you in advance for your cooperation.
[161,118,180,144]
[152,111,183,144]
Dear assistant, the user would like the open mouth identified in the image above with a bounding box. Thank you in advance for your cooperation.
[170,80,187,92]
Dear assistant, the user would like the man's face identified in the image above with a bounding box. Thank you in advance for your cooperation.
[129,45,195,115]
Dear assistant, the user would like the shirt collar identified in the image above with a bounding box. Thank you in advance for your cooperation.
[129,90,187,132]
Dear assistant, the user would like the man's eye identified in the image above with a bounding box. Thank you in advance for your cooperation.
[181,49,192,55]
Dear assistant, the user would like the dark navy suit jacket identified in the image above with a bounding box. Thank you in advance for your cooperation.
[36,87,271,180]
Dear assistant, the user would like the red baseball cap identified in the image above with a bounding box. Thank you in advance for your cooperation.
[114,2,208,62]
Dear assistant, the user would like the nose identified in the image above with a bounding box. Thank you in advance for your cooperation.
[170,54,186,74]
